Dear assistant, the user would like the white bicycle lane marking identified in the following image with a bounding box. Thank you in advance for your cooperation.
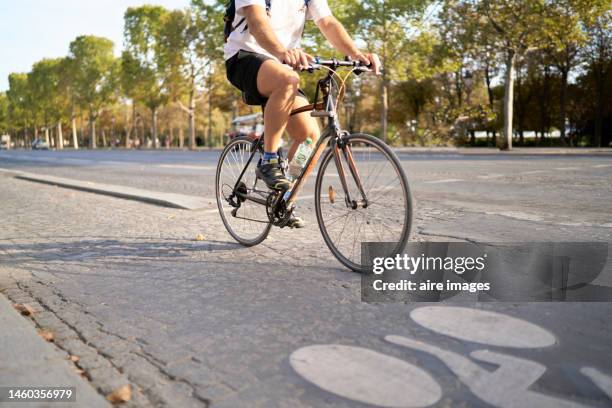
[290,306,611,407]
[290,344,442,407]
[385,335,587,408]
[409,306,556,348]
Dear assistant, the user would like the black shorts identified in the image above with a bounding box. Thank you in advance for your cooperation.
[225,50,307,107]
[226,50,271,106]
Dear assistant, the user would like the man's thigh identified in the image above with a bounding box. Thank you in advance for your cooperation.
[257,59,300,98]
[286,96,321,143]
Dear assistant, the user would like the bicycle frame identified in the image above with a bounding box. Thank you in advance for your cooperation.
[230,68,369,214]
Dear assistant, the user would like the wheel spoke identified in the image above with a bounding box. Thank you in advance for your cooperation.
[216,139,270,245]
[316,135,411,271]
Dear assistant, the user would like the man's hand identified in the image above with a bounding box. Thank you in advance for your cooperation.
[278,49,314,70]
[352,52,382,75]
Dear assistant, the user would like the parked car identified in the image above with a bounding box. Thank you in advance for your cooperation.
[225,113,264,143]
[31,139,50,150]
[0,134,9,150]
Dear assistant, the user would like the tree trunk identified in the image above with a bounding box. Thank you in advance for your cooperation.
[188,110,196,150]
[381,77,389,142]
[56,122,64,149]
[80,116,85,145]
[539,65,551,145]
[179,127,185,149]
[151,108,158,149]
[168,126,174,148]
[101,129,107,148]
[455,70,463,108]
[502,50,516,150]
[140,121,145,147]
[44,127,50,145]
[34,125,39,141]
[89,117,97,149]
[208,90,213,147]
[516,68,524,145]
[71,117,79,149]
[133,124,139,148]
[595,67,604,147]
[485,64,494,110]
[559,68,568,143]
[380,1,389,143]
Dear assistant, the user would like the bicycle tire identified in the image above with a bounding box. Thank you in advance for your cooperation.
[314,133,413,273]
[216,136,272,246]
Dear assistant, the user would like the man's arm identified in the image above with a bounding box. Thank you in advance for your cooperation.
[317,16,381,74]
[243,5,312,69]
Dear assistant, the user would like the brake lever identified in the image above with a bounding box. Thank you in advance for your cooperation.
[354,66,371,76]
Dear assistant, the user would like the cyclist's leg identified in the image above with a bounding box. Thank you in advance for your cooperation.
[285,95,321,161]
[256,60,300,154]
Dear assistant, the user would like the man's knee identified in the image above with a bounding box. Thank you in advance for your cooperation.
[258,62,300,98]
[276,71,300,94]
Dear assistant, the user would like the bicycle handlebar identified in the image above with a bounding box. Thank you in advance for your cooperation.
[296,57,374,73]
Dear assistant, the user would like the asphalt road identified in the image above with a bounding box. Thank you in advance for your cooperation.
[0,148,611,407]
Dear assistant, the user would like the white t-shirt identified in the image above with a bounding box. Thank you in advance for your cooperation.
[224,0,332,61]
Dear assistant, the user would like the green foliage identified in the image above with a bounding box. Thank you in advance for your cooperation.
[6,73,35,130]
[159,1,224,101]
[27,58,68,126]
[0,92,8,133]
[122,6,169,110]
[68,36,118,117]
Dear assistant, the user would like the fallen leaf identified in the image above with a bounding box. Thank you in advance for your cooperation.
[69,355,80,363]
[38,330,54,342]
[13,303,36,316]
[195,233,205,241]
[106,385,131,404]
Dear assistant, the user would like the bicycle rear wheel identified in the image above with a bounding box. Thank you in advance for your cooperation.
[216,136,272,246]
[315,133,413,272]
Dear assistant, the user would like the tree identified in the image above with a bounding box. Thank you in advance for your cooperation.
[477,0,546,149]
[440,0,501,141]
[0,93,8,135]
[28,58,70,149]
[543,0,600,143]
[580,6,611,147]
[355,0,431,141]
[6,73,35,145]
[60,56,82,149]
[123,5,170,149]
[159,2,222,150]
[69,36,118,149]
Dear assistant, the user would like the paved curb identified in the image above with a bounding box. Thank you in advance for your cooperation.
[0,293,109,408]
[393,147,612,155]
[1,169,208,210]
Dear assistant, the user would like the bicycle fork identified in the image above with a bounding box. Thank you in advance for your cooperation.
[331,138,369,209]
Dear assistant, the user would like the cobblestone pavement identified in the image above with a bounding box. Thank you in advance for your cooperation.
[0,151,611,407]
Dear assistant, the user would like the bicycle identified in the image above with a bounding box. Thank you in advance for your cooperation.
[216,58,413,273]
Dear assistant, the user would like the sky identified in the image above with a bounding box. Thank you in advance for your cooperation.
[0,0,191,91]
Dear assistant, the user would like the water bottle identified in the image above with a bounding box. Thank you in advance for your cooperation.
[289,138,314,179]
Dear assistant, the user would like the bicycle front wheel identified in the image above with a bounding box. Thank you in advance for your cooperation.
[315,133,413,273]
[216,136,272,246]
